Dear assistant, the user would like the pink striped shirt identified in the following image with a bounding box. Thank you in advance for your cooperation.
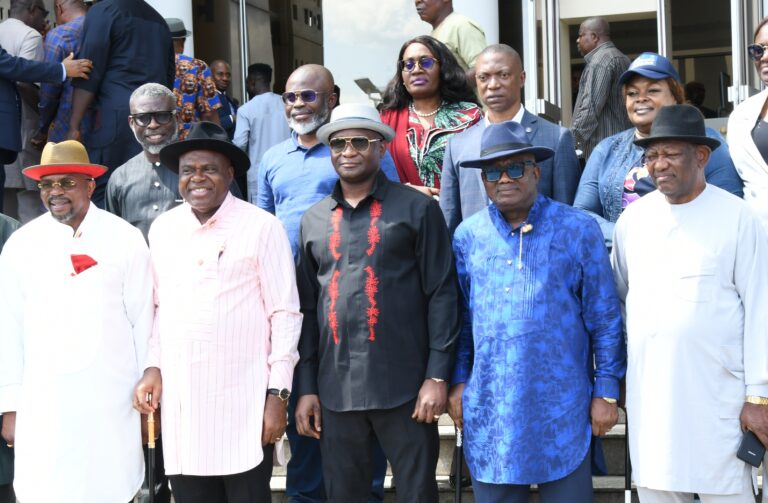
[146,193,302,476]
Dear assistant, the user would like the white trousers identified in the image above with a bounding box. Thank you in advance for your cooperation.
[637,486,756,503]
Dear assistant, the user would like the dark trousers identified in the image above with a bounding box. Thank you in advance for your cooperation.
[169,444,273,503]
[320,399,439,503]
[470,448,593,503]
[287,383,387,502]
[0,484,12,503]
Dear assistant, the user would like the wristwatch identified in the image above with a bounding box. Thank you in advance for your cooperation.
[267,388,291,402]
[746,395,768,405]
[601,397,618,405]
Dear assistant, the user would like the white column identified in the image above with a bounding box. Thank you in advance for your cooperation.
[453,0,499,44]
[145,0,195,57]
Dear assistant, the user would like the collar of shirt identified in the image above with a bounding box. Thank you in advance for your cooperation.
[484,105,526,128]
[182,191,236,230]
[488,193,545,238]
[43,201,99,239]
[330,170,390,209]
[286,130,328,155]
[584,41,615,64]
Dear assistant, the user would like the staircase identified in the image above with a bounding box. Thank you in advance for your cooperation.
[268,410,644,502]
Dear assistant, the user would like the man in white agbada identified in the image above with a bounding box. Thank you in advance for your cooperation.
[611,105,768,503]
[0,140,153,503]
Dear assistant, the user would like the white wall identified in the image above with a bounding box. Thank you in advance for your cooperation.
[453,0,499,44]
[145,0,195,57]
[559,0,655,21]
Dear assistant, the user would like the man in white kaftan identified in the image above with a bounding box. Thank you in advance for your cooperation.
[611,105,768,503]
[0,140,153,503]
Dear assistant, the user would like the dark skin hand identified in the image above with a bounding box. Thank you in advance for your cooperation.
[590,398,619,437]
[261,395,288,446]
[62,53,92,79]
[412,379,447,424]
[133,367,162,414]
[1,412,15,446]
[447,383,465,429]
[295,394,322,439]
[740,403,768,447]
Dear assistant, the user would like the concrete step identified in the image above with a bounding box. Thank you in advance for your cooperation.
[268,475,643,502]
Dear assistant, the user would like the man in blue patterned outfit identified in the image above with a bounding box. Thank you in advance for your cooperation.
[447,121,626,502]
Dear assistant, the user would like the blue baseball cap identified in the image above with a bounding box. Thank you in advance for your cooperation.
[618,52,681,86]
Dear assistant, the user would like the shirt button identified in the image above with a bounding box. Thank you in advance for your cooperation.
[152,204,159,211]
[505,287,510,293]
[197,259,204,266]
[154,181,160,188]
[507,260,513,266]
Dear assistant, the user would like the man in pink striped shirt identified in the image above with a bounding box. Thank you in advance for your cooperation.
[133,122,302,502]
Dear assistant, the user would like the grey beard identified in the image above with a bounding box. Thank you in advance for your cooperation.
[288,106,330,136]
[134,126,179,155]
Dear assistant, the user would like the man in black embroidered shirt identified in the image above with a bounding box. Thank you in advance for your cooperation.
[295,103,460,502]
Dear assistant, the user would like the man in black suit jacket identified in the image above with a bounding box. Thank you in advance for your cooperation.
[0,46,91,214]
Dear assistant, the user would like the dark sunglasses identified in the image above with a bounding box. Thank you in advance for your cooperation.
[328,136,382,154]
[37,177,94,191]
[282,89,329,104]
[481,159,536,182]
[399,56,440,72]
[130,111,175,127]
[748,43,768,61]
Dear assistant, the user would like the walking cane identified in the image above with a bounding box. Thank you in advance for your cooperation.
[147,393,156,503]
[454,427,462,503]
[625,418,631,503]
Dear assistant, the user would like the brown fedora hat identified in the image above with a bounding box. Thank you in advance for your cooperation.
[159,121,250,176]
[23,141,108,181]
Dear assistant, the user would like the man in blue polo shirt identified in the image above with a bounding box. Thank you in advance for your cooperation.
[256,64,396,502]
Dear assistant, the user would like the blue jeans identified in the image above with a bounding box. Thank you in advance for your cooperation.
[287,390,386,503]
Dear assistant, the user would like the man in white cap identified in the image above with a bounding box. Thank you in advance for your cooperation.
[0,140,153,502]
[294,104,460,501]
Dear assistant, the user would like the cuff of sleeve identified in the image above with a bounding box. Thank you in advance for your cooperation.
[592,377,620,400]
[295,364,319,397]
[746,384,768,397]
[0,385,20,413]
[451,363,470,386]
[426,350,451,382]
[268,362,294,392]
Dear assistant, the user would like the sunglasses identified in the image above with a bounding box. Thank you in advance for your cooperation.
[130,111,175,127]
[328,136,382,154]
[399,56,440,72]
[281,89,329,104]
[748,43,768,61]
[37,177,94,191]
[481,160,536,182]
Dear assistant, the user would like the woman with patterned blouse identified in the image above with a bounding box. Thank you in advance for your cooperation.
[380,36,481,197]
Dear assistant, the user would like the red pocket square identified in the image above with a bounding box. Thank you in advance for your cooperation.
[71,254,98,275]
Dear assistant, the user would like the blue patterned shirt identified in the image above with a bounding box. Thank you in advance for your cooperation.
[452,195,626,484]
[39,15,87,142]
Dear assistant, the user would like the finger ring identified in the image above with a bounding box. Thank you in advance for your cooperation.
[6,444,12,448]
[433,415,440,420]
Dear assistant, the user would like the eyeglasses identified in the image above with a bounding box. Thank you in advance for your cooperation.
[748,43,768,61]
[328,136,382,154]
[399,56,440,72]
[481,159,536,182]
[37,177,94,191]
[130,111,176,127]
[281,89,328,104]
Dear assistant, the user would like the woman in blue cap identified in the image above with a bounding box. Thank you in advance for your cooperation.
[574,52,743,248]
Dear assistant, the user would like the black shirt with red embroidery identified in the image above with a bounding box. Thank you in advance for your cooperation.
[296,170,460,412]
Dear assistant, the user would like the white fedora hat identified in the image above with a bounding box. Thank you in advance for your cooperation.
[317,103,395,145]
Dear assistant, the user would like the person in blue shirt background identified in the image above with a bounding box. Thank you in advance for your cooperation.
[448,121,626,502]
